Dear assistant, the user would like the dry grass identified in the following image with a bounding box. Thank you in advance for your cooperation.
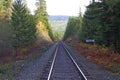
[69,41,120,75]
[0,42,53,79]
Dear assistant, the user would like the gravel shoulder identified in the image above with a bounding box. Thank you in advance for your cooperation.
[14,43,57,80]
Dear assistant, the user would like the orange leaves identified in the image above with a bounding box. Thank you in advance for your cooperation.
[0,43,40,64]
[16,56,25,60]
[11,43,40,61]
[71,41,120,74]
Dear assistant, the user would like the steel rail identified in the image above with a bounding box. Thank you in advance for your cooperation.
[62,42,88,80]
[47,45,58,80]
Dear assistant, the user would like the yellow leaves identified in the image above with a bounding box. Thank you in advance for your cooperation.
[36,21,52,43]
[11,43,40,60]
[36,21,47,31]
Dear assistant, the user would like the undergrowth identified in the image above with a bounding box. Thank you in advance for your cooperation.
[0,42,52,80]
[69,41,120,75]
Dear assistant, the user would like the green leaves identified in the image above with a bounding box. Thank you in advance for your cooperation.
[11,0,36,47]
[63,0,120,52]
[79,1,120,52]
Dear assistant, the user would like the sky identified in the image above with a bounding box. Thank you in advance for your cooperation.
[26,0,91,16]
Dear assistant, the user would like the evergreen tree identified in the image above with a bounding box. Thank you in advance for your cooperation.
[11,0,36,47]
[79,0,102,42]
[63,0,120,52]
[63,17,81,41]
[78,0,120,52]
[102,0,120,52]
[35,0,48,23]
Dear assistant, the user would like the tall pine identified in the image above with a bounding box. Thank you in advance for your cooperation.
[11,0,36,47]
[78,0,120,52]
[78,1,102,42]
[102,0,120,52]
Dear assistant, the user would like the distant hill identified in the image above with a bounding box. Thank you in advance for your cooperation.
[49,15,69,32]
[48,15,69,40]
[49,15,69,21]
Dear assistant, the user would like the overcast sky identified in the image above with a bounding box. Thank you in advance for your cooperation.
[26,0,91,16]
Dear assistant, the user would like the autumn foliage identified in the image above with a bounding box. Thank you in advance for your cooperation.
[71,41,120,74]
[12,44,40,60]
[0,43,40,64]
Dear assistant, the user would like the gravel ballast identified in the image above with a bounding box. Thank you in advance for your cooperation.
[14,43,57,80]
[63,42,120,80]
[14,42,120,80]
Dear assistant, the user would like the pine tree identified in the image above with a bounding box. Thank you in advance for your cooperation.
[102,0,120,52]
[35,0,48,23]
[79,1,103,42]
[78,0,120,52]
[11,0,36,47]
[63,17,81,41]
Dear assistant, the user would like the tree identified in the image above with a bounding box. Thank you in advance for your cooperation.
[35,0,48,23]
[0,0,12,19]
[0,0,13,44]
[63,16,81,41]
[103,0,120,52]
[78,0,120,52]
[35,0,54,41]
[5,0,13,19]
[11,0,36,47]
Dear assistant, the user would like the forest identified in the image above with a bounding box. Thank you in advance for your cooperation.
[64,0,120,53]
[63,0,120,75]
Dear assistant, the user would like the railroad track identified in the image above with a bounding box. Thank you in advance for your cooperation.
[40,41,87,80]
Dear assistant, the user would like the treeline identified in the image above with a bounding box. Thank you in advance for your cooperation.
[63,0,120,53]
[63,16,82,41]
[0,0,53,48]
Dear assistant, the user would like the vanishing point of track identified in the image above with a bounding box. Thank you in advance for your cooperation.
[40,41,87,80]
